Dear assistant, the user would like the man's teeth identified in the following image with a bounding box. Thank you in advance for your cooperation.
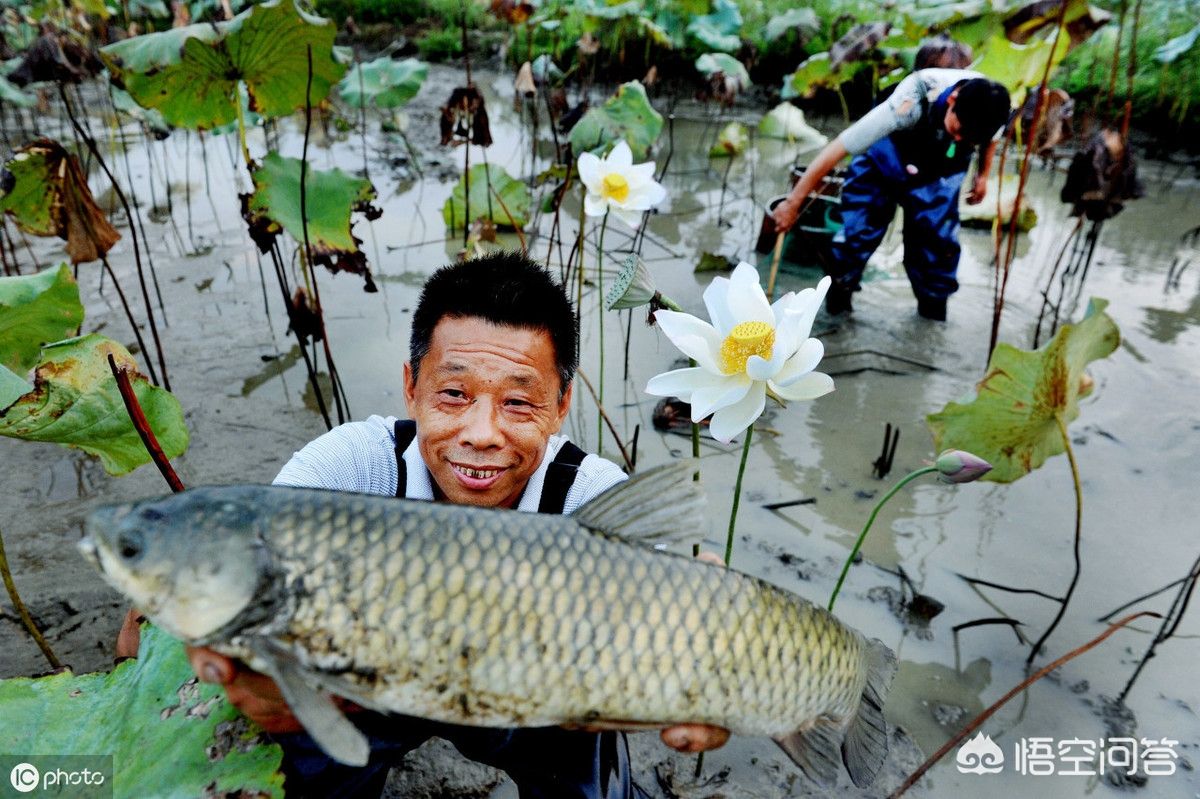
[456,465,502,479]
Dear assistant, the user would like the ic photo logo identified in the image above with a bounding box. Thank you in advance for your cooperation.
[8,762,39,793]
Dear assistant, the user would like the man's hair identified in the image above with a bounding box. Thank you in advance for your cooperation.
[954,78,1012,145]
[410,251,578,396]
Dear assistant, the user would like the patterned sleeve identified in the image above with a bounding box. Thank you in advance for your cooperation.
[561,454,628,515]
[272,415,398,495]
[838,72,926,155]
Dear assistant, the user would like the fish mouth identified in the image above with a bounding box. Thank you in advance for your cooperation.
[77,535,100,569]
[449,462,508,490]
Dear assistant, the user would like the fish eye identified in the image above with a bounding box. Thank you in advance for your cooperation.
[140,507,165,522]
[117,531,144,561]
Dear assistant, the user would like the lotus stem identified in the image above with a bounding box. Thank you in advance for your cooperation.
[689,358,700,483]
[596,211,608,450]
[889,611,1159,798]
[0,526,60,670]
[828,466,937,612]
[234,85,251,168]
[1026,415,1084,665]
[724,426,754,567]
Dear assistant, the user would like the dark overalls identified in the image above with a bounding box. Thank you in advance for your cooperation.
[828,82,977,310]
[271,420,644,799]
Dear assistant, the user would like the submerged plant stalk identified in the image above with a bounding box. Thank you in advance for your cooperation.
[1025,415,1083,665]
[889,611,1159,798]
[0,526,60,670]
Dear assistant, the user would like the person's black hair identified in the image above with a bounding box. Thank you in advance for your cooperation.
[409,251,578,397]
[954,78,1012,145]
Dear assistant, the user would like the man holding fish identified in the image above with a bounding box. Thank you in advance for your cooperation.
[97,252,892,798]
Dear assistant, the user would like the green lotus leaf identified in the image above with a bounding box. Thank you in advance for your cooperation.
[442,163,531,230]
[764,7,819,42]
[246,151,376,257]
[783,51,867,100]
[568,80,663,160]
[926,299,1119,483]
[695,52,750,88]
[757,102,828,147]
[110,86,171,137]
[1003,0,1110,48]
[0,74,33,107]
[1154,22,1200,63]
[709,121,748,157]
[573,0,641,20]
[686,0,742,52]
[0,365,31,408]
[0,145,60,237]
[0,334,189,476]
[126,0,171,18]
[0,624,284,798]
[339,57,427,110]
[100,0,345,130]
[0,264,84,373]
[971,31,1071,104]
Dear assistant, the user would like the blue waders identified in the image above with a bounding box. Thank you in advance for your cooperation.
[270,420,646,799]
[827,85,973,317]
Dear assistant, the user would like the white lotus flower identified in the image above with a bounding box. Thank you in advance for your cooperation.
[577,140,667,229]
[645,263,834,443]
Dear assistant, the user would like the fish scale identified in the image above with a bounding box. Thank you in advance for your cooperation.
[245,487,865,736]
[81,463,896,787]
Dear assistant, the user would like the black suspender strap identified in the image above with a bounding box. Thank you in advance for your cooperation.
[537,441,588,515]
[393,419,417,498]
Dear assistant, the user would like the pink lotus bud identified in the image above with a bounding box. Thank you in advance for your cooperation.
[935,450,993,483]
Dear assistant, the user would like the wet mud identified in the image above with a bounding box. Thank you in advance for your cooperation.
[1,63,1198,797]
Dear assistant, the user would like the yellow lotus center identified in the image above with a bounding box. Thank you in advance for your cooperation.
[601,173,630,203]
[719,321,775,375]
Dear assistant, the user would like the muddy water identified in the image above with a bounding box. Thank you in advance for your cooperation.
[1,64,1198,797]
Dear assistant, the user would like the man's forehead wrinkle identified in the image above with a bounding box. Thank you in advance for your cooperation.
[436,356,545,389]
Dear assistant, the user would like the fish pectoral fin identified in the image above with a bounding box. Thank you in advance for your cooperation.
[252,643,370,767]
[774,718,842,787]
[574,460,705,544]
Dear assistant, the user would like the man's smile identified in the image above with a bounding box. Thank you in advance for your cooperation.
[449,462,509,489]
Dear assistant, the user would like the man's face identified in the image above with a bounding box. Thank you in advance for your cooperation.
[944,91,964,142]
[404,316,572,509]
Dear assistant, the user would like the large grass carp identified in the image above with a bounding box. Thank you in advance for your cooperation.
[79,462,896,788]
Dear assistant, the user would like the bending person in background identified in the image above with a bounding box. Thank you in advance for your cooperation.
[773,69,1011,321]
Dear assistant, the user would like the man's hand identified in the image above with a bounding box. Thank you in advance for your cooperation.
[187,647,306,734]
[657,548,731,754]
[966,173,988,205]
[770,199,801,234]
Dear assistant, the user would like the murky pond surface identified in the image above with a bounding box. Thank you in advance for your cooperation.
[1,64,1198,797]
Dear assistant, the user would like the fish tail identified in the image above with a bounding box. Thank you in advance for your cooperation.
[773,637,896,788]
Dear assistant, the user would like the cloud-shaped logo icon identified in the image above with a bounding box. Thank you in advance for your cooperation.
[9,762,40,793]
[956,732,1005,774]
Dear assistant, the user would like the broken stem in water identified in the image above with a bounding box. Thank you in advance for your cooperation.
[829,466,937,611]
[1025,414,1082,666]
[889,611,1159,799]
[107,353,185,493]
[0,526,61,670]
